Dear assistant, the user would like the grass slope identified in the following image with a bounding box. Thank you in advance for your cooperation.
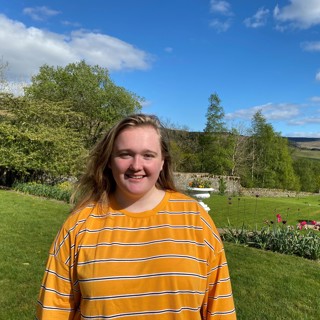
[226,242,320,319]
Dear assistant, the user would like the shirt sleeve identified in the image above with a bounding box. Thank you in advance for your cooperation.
[36,226,81,320]
[200,211,236,319]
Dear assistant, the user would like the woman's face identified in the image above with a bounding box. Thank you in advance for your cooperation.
[109,125,164,202]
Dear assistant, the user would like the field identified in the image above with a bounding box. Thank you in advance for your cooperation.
[289,137,320,160]
[292,148,320,161]
[1,190,320,319]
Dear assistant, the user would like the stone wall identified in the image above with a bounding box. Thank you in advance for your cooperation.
[173,172,241,194]
[173,172,319,197]
[240,187,319,198]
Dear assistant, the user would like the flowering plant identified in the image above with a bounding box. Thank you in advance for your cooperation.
[276,214,282,223]
[188,177,212,188]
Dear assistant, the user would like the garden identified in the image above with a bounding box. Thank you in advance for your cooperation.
[1,56,320,320]
[1,185,320,319]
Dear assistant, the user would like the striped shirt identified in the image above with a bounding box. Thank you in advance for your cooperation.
[36,190,236,319]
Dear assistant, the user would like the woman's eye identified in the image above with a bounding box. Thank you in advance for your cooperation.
[119,153,131,159]
[144,153,155,159]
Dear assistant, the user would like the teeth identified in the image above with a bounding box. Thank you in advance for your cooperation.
[129,175,144,179]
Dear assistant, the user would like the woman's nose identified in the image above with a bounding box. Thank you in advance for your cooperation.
[130,155,142,170]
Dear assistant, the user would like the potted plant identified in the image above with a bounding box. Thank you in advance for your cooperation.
[188,177,214,211]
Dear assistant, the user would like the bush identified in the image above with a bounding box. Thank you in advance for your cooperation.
[218,177,227,195]
[221,224,320,260]
[13,181,73,202]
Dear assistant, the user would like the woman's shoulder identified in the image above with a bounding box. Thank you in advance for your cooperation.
[62,202,106,232]
[167,189,197,201]
[166,190,205,211]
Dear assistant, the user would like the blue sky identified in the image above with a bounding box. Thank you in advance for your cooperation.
[1,0,320,137]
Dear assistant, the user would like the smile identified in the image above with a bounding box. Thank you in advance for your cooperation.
[126,175,145,179]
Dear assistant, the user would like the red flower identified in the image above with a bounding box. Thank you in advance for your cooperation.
[311,220,317,225]
[301,221,307,226]
[276,214,282,223]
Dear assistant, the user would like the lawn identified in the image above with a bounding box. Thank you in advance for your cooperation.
[1,189,319,319]
[204,193,320,229]
[0,190,71,320]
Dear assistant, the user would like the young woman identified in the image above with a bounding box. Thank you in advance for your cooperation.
[36,114,236,319]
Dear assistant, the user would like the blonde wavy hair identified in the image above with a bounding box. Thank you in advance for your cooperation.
[72,113,176,210]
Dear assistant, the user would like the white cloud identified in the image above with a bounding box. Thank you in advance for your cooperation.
[164,47,173,53]
[23,6,60,21]
[316,71,320,81]
[209,18,232,32]
[274,0,320,29]
[0,80,28,96]
[225,102,300,121]
[61,20,81,28]
[0,14,152,81]
[301,41,320,51]
[225,101,320,137]
[141,100,152,108]
[286,131,320,138]
[288,117,320,125]
[310,96,320,103]
[209,0,233,32]
[210,0,232,16]
[244,7,269,28]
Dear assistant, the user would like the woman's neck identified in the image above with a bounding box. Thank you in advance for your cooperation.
[113,187,166,213]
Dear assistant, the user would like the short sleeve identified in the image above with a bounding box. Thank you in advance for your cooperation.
[200,210,236,319]
[36,226,81,320]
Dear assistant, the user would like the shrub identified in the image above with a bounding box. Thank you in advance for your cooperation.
[221,224,320,260]
[13,182,73,202]
[218,177,227,195]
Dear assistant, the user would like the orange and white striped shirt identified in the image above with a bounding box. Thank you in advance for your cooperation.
[36,190,236,319]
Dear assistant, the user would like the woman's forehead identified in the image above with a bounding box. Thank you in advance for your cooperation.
[114,126,161,148]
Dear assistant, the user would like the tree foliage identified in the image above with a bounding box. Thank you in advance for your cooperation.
[0,93,85,185]
[204,93,226,133]
[1,59,318,194]
[0,60,145,186]
[293,158,320,193]
[200,93,234,175]
[24,60,143,146]
[244,111,298,189]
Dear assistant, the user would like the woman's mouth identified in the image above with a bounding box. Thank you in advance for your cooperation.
[126,174,145,180]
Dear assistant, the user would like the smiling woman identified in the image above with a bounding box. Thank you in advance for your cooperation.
[36,113,236,320]
[109,126,165,211]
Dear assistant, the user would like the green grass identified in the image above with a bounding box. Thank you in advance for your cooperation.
[292,148,320,161]
[1,190,319,319]
[225,242,320,319]
[0,190,71,320]
[204,194,320,229]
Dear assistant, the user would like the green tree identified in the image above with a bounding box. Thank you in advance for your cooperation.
[246,111,298,190]
[24,60,143,147]
[293,158,320,192]
[200,93,233,175]
[228,125,250,177]
[167,130,201,172]
[204,93,226,133]
[0,93,85,185]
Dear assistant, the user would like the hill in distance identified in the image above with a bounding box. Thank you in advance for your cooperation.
[287,137,320,150]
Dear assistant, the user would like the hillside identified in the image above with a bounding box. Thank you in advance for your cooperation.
[287,137,320,161]
[287,137,320,150]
